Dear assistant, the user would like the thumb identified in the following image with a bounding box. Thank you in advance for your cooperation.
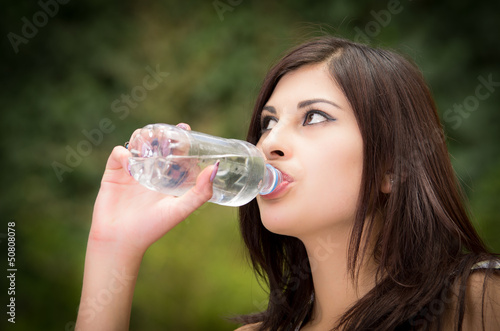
[105,146,131,172]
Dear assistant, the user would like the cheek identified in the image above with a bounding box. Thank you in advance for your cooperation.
[301,141,363,221]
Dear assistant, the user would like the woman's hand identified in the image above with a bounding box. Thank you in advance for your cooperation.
[90,123,214,255]
[76,123,215,330]
[90,142,215,255]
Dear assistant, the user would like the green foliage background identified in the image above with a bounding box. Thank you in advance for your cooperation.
[0,0,499,330]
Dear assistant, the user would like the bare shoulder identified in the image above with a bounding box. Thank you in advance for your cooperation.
[234,322,263,331]
[462,270,500,329]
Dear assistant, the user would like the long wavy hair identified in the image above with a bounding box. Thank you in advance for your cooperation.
[237,36,498,330]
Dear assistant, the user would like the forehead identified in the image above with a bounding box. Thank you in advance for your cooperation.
[264,63,349,111]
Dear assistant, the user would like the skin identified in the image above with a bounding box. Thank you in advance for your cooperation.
[256,63,364,239]
[76,63,499,330]
[256,63,378,330]
[75,126,216,330]
[75,63,380,330]
[251,63,500,330]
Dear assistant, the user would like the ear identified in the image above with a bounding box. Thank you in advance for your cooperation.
[381,172,393,194]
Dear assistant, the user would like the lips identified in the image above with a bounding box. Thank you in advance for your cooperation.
[260,166,294,200]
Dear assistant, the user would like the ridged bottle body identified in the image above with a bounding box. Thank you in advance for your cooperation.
[128,124,279,206]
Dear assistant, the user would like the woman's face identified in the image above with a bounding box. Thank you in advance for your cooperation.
[256,63,364,239]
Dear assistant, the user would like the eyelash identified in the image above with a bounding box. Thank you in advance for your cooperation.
[260,110,335,132]
[303,110,335,125]
[260,116,278,132]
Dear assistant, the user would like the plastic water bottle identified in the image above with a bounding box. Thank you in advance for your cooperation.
[127,123,282,206]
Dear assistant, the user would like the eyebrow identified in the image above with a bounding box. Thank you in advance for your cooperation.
[262,105,276,114]
[262,98,341,114]
[298,98,341,109]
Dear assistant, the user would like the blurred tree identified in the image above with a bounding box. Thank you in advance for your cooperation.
[0,0,498,330]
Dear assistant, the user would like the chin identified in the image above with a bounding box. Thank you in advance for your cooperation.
[259,209,304,237]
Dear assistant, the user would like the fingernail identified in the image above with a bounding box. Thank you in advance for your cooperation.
[210,160,220,182]
[176,123,190,130]
[127,164,132,176]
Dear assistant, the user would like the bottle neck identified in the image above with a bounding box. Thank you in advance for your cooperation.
[259,164,282,195]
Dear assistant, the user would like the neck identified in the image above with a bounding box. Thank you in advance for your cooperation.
[300,226,377,330]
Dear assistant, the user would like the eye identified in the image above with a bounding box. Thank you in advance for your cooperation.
[261,115,278,132]
[303,110,333,125]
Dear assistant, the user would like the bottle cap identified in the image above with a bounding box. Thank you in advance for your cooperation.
[260,164,282,195]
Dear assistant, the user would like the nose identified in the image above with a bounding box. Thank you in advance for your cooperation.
[259,125,291,160]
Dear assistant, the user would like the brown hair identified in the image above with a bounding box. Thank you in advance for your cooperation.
[238,36,498,330]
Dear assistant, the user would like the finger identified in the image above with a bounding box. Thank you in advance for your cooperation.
[176,123,191,131]
[129,128,142,142]
[165,165,215,221]
[105,146,131,173]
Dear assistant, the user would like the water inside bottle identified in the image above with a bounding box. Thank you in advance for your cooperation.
[129,154,266,206]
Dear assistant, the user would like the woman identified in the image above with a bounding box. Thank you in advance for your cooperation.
[76,36,499,330]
